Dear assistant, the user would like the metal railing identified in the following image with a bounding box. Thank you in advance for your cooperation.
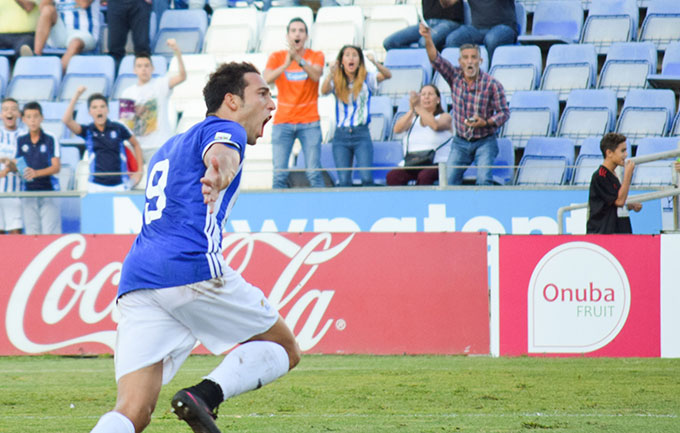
[556,148,680,234]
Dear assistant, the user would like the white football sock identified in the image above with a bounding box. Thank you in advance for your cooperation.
[90,411,135,433]
[206,341,289,400]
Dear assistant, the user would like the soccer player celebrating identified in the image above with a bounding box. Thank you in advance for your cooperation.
[89,62,300,433]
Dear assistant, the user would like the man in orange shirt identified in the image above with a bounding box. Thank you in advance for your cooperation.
[264,17,325,188]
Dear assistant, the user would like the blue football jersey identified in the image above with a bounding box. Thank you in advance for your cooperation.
[117,116,246,296]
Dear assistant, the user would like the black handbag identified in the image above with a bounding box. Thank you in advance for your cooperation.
[403,116,451,167]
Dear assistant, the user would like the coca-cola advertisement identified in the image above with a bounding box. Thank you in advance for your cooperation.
[0,232,490,356]
[498,235,661,357]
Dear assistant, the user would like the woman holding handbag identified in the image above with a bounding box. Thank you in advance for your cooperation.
[387,84,453,186]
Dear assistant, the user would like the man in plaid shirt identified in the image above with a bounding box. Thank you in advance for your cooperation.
[420,22,509,185]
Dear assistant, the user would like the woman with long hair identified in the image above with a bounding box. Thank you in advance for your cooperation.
[321,45,391,186]
[387,84,452,185]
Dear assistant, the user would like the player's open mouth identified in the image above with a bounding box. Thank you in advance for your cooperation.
[260,116,271,136]
[294,39,301,44]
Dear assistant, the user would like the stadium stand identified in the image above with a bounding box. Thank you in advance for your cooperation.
[258,6,314,53]
[647,40,680,91]
[572,136,604,185]
[203,7,261,56]
[557,89,618,147]
[363,4,418,62]
[153,9,208,56]
[58,55,115,102]
[312,6,364,62]
[515,137,575,185]
[517,0,584,52]
[501,90,559,149]
[540,43,598,101]
[615,88,676,145]
[379,48,432,106]
[597,41,657,98]
[632,137,680,186]
[580,0,639,54]
[489,45,542,99]
[368,95,393,141]
[7,56,62,102]
[638,0,680,52]
[0,56,8,98]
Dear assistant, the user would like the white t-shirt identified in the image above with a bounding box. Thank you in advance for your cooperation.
[120,75,172,151]
[403,114,452,164]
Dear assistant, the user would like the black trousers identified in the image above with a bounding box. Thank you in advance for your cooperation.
[107,0,152,65]
[0,32,34,54]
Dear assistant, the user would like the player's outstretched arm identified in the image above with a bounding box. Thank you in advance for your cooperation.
[200,143,240,213]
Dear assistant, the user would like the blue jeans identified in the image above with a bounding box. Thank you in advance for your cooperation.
[448,135,499,185]
[384,19,461,51]
[272,122,324,188]
[444,24,517,63]
[332,125,373,186]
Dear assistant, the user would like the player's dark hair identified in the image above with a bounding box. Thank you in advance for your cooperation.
[88,93,108,108]
[22,101,42,116]
[600,132,627,158]
[203,62,260,115]
[1,97,19,105]
[134,51,152,62]
[287,17,308,34]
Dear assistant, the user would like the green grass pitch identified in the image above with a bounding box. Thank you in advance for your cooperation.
[1,354,679,432]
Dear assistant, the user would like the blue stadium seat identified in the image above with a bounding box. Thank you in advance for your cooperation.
[557,89,617,146]
[112,54,168,100]
[463,137,514,185]
[153,9,208,56]
[0,56,8,97]
[295,143,338,185]
[501,90,559,149]
[632,137,680,186]
[647,41,680,91]
[59,55,115,102]
[540,44,598,101]
[7,56,62,102]
[672,111,680,136]
[615,88,676,145]
[389,95,414,141]
[572,136,604,185]
[639,0,680,51]
[580,0,639,54]
[41,101,70,139]
[517,0,584,51]
[489,45,542,99]
[598,42,657,98]
[366,141,404,185]
[433,46,489,106]
[379,49,432,105]
[368,96,393,142]
[515,137,575,185]
[60,145,82,169]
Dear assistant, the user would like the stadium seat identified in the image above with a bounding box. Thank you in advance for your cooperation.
[517,0,583,51]
[0,56,8,97]
[389,95,413,141]
[296,142,337,185]
[501,90,559,149]
[557,89,617,147]
[597,42,657,98]
[111,54,167,100]
[168,54,216,114]
[367,141,404,184]
[515,2,527,36]
[647,41,680,91]
[363,5,418,62]
[379,48,432,105]
[40,101,70,139]
[58,55,115,102]
[368,96,393,141]
[203,7,260,55]
[353,0,396,17]
[632,137,680,186]
[153,9,208,56]
[258,6,314,53]
[7,56,62,102]
[580,0,639,54]
[639,0,680,52]
[615,88,676,145]
[433,46,489,107]
[312,6,364,61]
[462,137,514,185]
[515,137,575,185]
[317,94,336,143]
[175,100,206,134]
[489,45,542,99]
[672,112,680,136]
[572,136,604,185]
[540,44,598,101]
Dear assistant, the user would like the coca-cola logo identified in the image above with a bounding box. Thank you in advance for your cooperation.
[527,242,631,353]
[5,233,354,354]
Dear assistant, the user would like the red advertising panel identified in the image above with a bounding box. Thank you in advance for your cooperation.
[499,235,660,357]
[0,232,490,356]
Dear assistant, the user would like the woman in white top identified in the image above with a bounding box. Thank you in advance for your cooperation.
[387,84,452,185]
[321,45,391,186]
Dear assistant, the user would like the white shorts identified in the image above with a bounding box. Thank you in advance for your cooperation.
[114,269,279,384]
[0,197,23,231]
[48,18,96,51]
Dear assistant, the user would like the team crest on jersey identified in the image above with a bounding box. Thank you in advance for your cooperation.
[215,132,232,142]
[110,130,118,139]
[40,144,47,153]
[22,144,29,153]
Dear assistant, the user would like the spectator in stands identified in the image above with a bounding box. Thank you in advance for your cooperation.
[441,0,517,63]
[421,23,508,185]
[386,85,452,186]
[321,45,391,187]
[107,0,152,68]
[587,132,642,234]
[120,40,185,161]
[263,18,325,189]
[14,101,61,234]
[0,98,25,234]
[383,0,463,52]
[0,0,39,57]
[63,86,144,192]
[26,0,101,72]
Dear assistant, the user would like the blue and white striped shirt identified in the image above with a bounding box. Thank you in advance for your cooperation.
[55,0,100,40]
[331,72,378,128]
[117,116,247,296]
[0,127,25,193]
